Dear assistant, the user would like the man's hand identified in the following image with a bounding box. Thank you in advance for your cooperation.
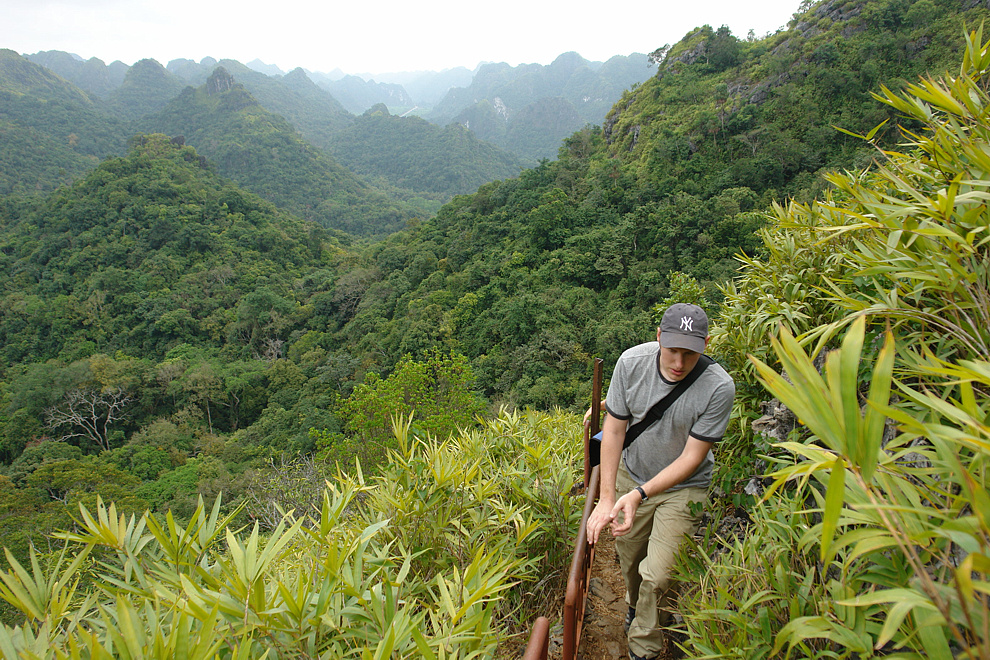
[586,499,615,545]
[609,491,640,537]
[586,491,641,543]
[583,400,607,428]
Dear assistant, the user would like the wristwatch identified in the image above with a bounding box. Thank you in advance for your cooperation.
[635,486,648,502]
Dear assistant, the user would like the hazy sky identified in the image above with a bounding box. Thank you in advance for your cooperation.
[4,0,802,75]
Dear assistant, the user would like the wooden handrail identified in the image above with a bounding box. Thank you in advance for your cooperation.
[562,461,599,660]
[525,358,604,660]
[585,358,604,489]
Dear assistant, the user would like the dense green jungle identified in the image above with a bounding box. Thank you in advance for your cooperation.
[1,0,989,657]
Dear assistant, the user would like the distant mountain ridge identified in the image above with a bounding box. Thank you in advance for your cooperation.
[134,66,418,236]
[164,58,355,151]
[0,49,128,194]
[3,44,656,227]
[329,104,522,196]
[428,51,654,160]
[25,50,128,98]
[17,48,653,164]
[309,73,413,115]
[0,50,525,227]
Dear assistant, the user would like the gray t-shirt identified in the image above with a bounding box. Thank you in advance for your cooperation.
[604,341,735,491]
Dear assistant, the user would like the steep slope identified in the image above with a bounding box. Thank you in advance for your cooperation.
[160,59,523,201]
[0,49,97,104]
[314,0,990,408]
[0,50,128,194]
[167,58,354,147]
[275,67,354,149]
[165,56,219,86]
[593,0,987,200]
[136,67,418,235]
[0,133,342,364]
[329,105,523,196]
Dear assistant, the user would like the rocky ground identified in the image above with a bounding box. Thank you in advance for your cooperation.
[540,498,755,660]
[568,531,686,660]
[572,531,632,659]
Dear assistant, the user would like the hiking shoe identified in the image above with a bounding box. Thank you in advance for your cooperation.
[624,606,635,633]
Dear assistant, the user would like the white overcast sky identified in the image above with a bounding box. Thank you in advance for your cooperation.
[3,0,802,75]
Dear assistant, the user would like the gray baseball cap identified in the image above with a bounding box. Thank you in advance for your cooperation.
[659,303,708,353]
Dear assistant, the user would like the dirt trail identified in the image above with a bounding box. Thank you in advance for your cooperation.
[573,530,683,660]
[575,530,629,658]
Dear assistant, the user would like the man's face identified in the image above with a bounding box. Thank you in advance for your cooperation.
[656,328,708,381]
[659,346,703,382]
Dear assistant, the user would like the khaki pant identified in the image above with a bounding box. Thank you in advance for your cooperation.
[615,462,707,658]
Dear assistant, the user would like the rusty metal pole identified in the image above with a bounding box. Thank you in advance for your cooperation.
[521,616,551,660]
[562,463,600,660]
[585,357,604,490]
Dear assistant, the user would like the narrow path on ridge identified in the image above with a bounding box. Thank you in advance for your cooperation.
[575,530,629,658]
[574,531,683,660]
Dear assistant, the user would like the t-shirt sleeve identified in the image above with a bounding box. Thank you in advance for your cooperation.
[690,379,736,443]
[604,357,632,420]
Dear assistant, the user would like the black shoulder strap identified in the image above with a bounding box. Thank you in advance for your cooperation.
[622,355,713,449]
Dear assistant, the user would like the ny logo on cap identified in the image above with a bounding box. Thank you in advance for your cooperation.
[680,316,694,332]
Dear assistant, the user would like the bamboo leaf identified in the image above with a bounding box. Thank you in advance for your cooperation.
[915,621,953,660]
[957,552,990,600]
[861,330,896,482]
[821,456,846,564]
[836,316,867,462]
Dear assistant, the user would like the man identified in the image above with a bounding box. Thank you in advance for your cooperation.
[586,303,735,660]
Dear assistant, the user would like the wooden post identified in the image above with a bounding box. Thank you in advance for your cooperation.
[585,357,604,489]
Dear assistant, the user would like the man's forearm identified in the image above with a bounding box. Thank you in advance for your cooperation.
[597,414,627,503]
[638,436,711,498]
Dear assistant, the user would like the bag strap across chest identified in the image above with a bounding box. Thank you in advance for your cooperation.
[621,354,714,450]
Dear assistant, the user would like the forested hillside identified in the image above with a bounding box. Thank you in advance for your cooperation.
[137,68,420,236]
[329,105,523,196]
[1,0,984,503]
[166,58,355,149]
[321,0,990,407]
[24,49,129,98]
[0,49,129,194]
[104,58,185,120]
[0,52,522,229]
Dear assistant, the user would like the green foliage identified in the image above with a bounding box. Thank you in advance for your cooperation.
[677,492,851,659]
[312,2,987,410]
[0,135,335,363]
[26,457,147,513]
[682,27,990,659]
[0,409,582,657]
[354,409,583,625]
[104,59,185,120]
[651,271,714,325]
[0,51,128,195]
[336,350,486,465]
[4,8,990,654]
[330,112,523,197]
[197,60,354,153]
